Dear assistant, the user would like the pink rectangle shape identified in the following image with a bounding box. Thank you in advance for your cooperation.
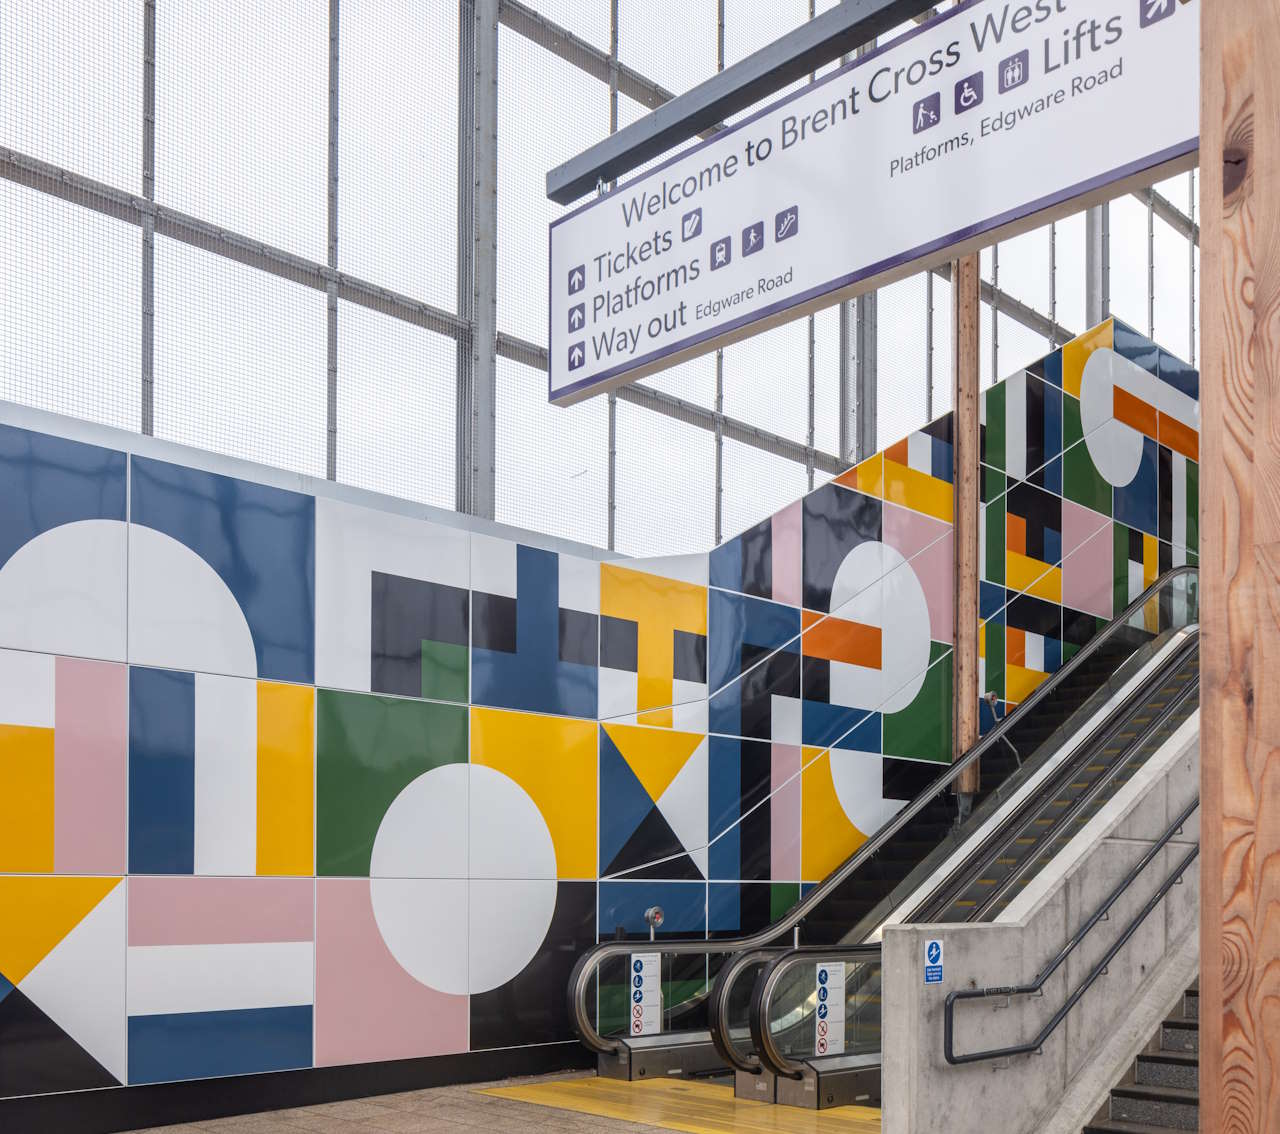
[55,657,128,874]
[882,504,954,645]
[1061,500,1113,620]
[771,744,802,881]
[771,502,802,607]
[315,879,468,1066]
[129,876,314,945]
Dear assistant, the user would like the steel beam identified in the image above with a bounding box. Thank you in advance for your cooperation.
[497,0,691,123]
[456,1,477,512]
[141,0,156,436]
[456,0,498,518]
[469,0,499,519]
[546,0,936,203]
[1085,203,1110,328]
[1133,185,1198,244]
[853,293,877,462]
[928,261,1076,347]
[327,0,340,481]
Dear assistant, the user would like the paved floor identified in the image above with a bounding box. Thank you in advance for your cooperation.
[135,1073,674,1134]
[136,1072,882,1134]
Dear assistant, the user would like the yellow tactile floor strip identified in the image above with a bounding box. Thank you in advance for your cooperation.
[481,1076,882,1133]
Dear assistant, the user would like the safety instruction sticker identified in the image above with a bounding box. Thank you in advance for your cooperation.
[815,961,845,1056]
[630,952,661,1036]
[924,938,944,985]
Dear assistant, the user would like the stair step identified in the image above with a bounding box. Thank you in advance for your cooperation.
[1136,1051,1198,1090]
[1084,1120,1193,1134]
[1110,1084,1199,1131]
[1160,1017,1199,1053]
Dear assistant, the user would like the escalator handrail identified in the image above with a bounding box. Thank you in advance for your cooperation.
[568,566,1197,1056]
[750,944,885,1080]
[914,630,1199,923]
[707,946,788,1072]
[750,697,1201,1079]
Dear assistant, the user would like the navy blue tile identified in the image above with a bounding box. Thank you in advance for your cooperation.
[127,1006,312,1084]
[131,456,315,684]
[128,667,194,875]
[0,424,125,570]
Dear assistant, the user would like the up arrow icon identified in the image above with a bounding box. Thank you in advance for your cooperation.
[568,265,586,295]
[569,303,585,330]
[568,342,586,371]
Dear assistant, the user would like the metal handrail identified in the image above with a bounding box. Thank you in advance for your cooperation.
[567,566,1197,1056]
[746,645,1200,1079]
[750,944,884,1079]
[918,635,1199,923]
[943,794,1200,1065]
[707,946,787,1071]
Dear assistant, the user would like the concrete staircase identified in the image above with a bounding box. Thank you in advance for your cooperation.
[1083,986,1199,1133]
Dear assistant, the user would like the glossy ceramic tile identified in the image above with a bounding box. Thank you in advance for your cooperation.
[129,456,314,683]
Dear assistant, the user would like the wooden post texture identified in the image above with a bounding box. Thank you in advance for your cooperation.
[953,253,981,792]
[1200,2,1280,1130]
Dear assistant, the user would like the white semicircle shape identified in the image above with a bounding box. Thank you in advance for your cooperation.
[128,525,257,677]
[1080,348,1147,487]
[828,542,932,714]
[370,764,557,995]
[0,519,128,662]
[829,749,908,836]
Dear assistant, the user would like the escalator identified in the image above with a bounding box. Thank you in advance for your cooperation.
[565,567,1199,1097]
[744,621,1199,1107]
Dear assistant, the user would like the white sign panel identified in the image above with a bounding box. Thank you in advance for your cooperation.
[630,952,661,1036]
[924,938,944,985]
[548,0,1198,403]
[815,961,846,1056]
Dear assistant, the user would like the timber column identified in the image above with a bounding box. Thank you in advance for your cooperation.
[1200,2,1280,1130]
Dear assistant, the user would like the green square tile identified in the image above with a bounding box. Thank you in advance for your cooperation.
[1063,395,1111,515]
[883,643,952,764]
[316,690,467,876]
[421,639,468,703]
[984,385,1006,472]
[770,882,801,921]
[985,620,1004,702]
[984,492,1005,586]
[1113,522,1131,615]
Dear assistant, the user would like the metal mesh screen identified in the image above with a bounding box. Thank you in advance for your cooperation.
[615,399,715,556]
[338,0,459,312]
[721,436,811,540]
[153,236,328,478]
[155,1,328,261]
[336,300,457,509]
[0,181,141,432]
[497,23,611,349]
[495,355,609,548]
[0,0,1201,558]
[0,0,141,191]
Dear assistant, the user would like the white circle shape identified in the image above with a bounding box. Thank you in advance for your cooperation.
[827,541,932,714]
[1080,348,1146,487]
[369,763,557,995]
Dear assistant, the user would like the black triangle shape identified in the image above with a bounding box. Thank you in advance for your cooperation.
[0,986,119,1099]
[605,806,703,880]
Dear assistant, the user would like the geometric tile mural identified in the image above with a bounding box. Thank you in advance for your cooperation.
[0,316,1198,1098]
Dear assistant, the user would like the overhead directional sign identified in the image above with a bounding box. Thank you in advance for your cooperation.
[547,0,1198,404]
